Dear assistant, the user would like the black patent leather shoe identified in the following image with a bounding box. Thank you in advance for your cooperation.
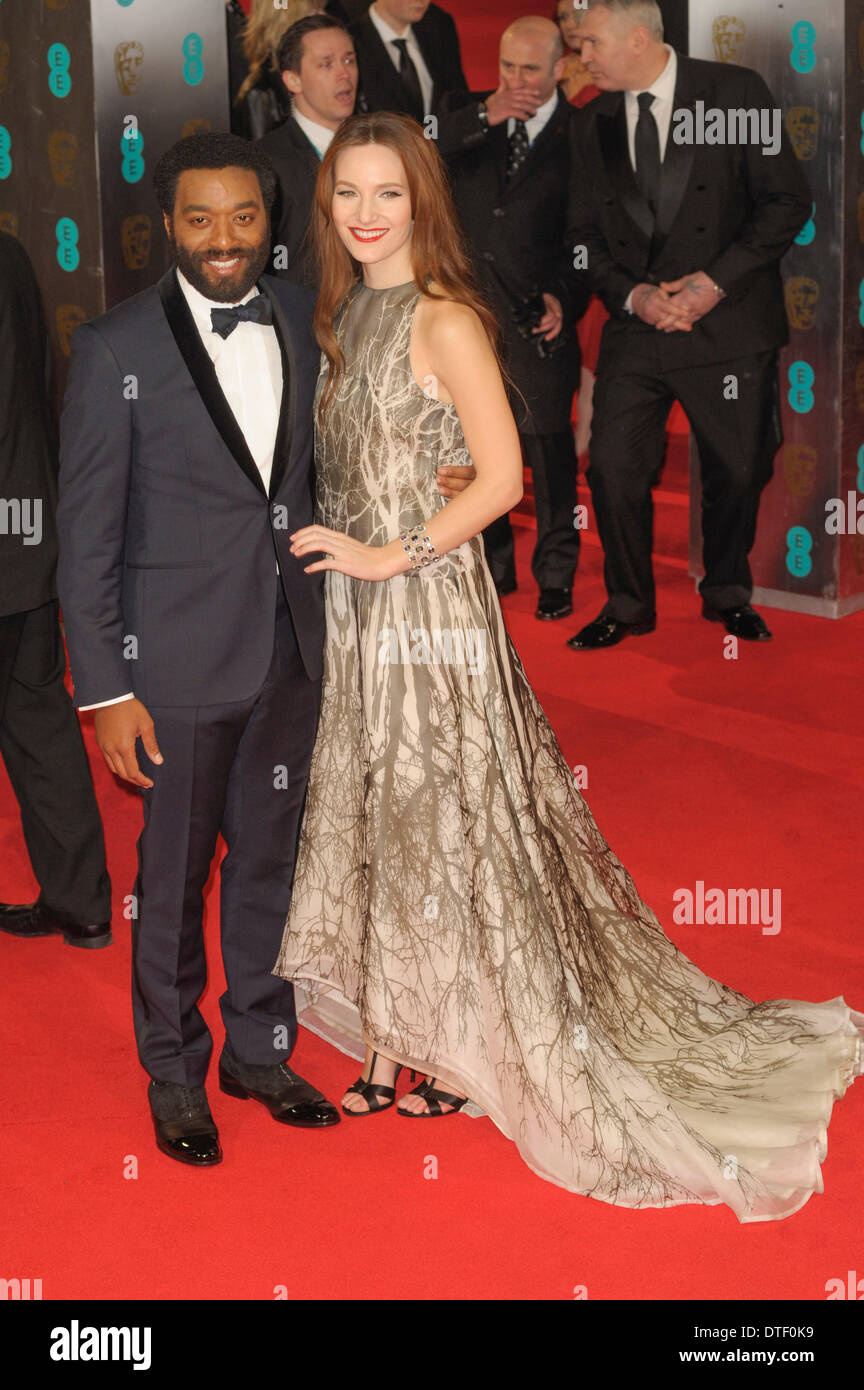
[148,1081,222,1166]
[535,588,573,621]
[0,901,112,948]
[218,1047,340,1128]
[702,603,772,641]
[566,614,656,650]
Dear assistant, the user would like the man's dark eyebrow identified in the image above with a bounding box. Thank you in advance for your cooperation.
[180,200,260,213]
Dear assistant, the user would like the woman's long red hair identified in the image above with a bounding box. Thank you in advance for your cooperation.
[311,112,503,424]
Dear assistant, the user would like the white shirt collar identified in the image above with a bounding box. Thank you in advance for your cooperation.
[530,87,560,130]
[369,3,412,46]
[176,266,260,338]
[628,43,677,102]
[292,108,336,157]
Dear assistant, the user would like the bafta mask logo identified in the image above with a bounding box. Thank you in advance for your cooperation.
[784,276,819,332]
[785,107,819,161]
[114,41,143,96]
[121,213,151,270]
[712,16,746,64]
[0,211,18,236]
[56,304,88,357]
[48,131,78,188]
[782,445,817,498]
[0,41,10,96]
[181,118,211,138]
[856,362,864,414]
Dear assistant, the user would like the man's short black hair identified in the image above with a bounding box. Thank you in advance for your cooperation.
[277,13,350,76]
[153,132,278,218]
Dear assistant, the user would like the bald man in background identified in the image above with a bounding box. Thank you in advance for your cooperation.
[438,17,587,618]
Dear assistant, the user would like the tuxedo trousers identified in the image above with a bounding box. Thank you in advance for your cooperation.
[482,430,581,592]
[587,337,781,622]
[0,599,110,923]
[131,585,322,1086]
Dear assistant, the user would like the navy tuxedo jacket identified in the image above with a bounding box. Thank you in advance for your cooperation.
[56,269,325,709]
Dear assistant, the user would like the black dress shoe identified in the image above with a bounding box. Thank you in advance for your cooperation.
[0,901,112,948]
[218,1047,340,1128]
[566,614,656,650]
[494,577,517,598]
[148,1081,222,1166]
[702,603,772,641]
[535,589,573,621]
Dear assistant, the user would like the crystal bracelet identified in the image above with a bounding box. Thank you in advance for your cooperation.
[400,522,437,569]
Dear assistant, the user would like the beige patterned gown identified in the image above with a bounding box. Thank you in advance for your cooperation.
[274,280,863,1222]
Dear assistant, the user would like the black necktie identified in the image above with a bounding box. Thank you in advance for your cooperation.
[506,119,530,182]
[391,38,424,121]
[210,293,273,339]
[634,90,661,213]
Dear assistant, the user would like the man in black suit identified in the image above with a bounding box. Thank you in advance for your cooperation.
[0,233,111,950]
[258,14,358,286]
[56,134,341,1166]
[352,0,468,123]
[566,0,811,649]
[439,16,589,619]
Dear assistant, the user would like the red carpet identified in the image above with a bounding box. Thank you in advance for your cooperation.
[2,455,862,1300]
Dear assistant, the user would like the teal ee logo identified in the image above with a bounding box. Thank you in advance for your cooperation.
[857,444,864,492]
[795,201,815,246]
[790,21,816,74]
[121,126,144,183]
[182,33,204,87]
[48,43,71,99]
[0,126,10,180]
[116,1,135,7]
[859,281,864,329]
[56,217,79,272]
[788,360,814,414]
[786,525,813,578]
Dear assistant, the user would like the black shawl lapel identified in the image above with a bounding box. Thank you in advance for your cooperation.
[597,99,655,243]
[259,281,296,501]
[652,55,700,254]
[157,268,267,498]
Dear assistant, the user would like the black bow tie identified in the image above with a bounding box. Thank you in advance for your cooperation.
[210,293,273,338]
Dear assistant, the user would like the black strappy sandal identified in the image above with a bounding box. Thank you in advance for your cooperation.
[341,1050,415,1116]
[398,1076,469,1117]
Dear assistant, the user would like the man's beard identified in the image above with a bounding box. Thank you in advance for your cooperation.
[170,231,272,304]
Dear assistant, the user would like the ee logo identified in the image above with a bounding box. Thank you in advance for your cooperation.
[182,33,204,87]
[0,126,10,180]
[121,126,144,183]
[56,217,80,272]
[857,445,864,492]
[795,202,815,247]
[48,43,71,99]
[786,526,813,578]
[788,360,814,414]
[790,21,816,74]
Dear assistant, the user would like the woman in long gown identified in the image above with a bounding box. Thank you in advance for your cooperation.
[273,112,863,1223]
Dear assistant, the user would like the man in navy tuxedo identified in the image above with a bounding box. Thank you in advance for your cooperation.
[57,132,475,1166]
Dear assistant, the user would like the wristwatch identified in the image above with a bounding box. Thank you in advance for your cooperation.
[477,99,490,131]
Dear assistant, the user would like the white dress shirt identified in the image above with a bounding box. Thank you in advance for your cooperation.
[368,2,434,117]
[507,87,559,145]
[80,269,283,711]
[622,45,678,315]
[293,107,336,159]
[624,43,677,168]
